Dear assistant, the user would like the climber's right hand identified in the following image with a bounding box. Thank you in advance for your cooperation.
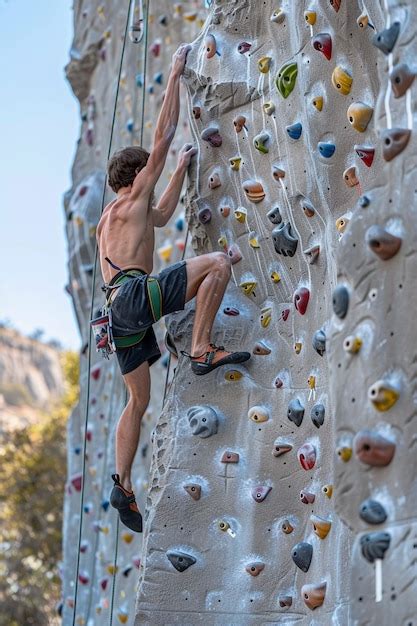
[172,43,192,77]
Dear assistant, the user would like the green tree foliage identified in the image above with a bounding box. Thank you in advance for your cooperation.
[0,351,79,626]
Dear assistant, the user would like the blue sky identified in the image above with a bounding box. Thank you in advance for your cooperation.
[0,0,80,349]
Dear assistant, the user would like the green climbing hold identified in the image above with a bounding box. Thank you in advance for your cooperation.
[276,62,298,98]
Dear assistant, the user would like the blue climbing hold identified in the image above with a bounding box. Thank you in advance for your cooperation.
[126,118,134,133]
[154,72,163,85]
[147,85,154,94]
[136,73,144,87]
[101,499,110,512]
[318,142,336,158]
[175,216,185,231]
[286,122,302,140]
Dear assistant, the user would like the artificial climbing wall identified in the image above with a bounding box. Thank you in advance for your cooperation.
[62,1,204,624]
[328,1,417,624]
[135,1,394,624]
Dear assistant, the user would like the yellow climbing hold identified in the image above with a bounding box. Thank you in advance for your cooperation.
[218,519,230,532]
[294,342,302,354]
[332,66,353,95]
[240,280,257,297]
[225,370,243,382]
[218,235,227,248]
[343,335,362,354]
[312,96,323,111]
[106,564,119,575]
[248,406,270,423]
[260,307,272,328]
[322,484,333,498]
[368,380,399,412]
[336,216,350,233]
[311,514,331,539]
[258,56,272,74]
[117,610,128,624]
[183,12,197,21]
[304,10,316,25]
[337,446,352,462]
[249,231,260,248]
[234,207,247,223]
[307,375,316,390]
[230,156,242,171]
[270,271,281,283]
[263,102,275,115]
[357,13,369,28]
[347,102,374,132]
[121,531,134,544]
[157,243,173,263]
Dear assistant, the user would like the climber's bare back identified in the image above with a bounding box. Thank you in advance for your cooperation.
[97,191,155,284]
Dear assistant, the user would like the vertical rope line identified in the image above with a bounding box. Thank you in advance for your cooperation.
[71,3,132,623]
[139,0,150,145]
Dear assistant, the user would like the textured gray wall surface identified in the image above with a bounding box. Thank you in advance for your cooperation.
[328,1,417,624]
[62,1,203,624]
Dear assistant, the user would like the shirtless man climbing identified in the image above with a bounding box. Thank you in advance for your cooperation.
[96,44,250,533]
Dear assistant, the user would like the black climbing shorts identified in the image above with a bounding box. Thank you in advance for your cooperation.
[111,261,188,375]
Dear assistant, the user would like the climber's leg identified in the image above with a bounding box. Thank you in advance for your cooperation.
[109,361,150,533]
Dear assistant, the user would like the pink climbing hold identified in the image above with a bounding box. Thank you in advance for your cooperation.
[78,571,89,585]
[150,40,161,57]
[71,473,82,492]
[300,490,315,504]
[294,287,310,315]
[297,443,317,470]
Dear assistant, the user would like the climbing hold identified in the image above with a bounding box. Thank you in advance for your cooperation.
[267,207,282,224]
[238,42,251,54]
[227,244,242,264]
[272,222,298,257]
[304,245,320,265]
[204,34,220,59]
[251,485,272,503]
[223,307,239,316]
[287,398,304,427]
[253,341,271,355]
[318,141,336,158]
[218,235,227,249]
[233,115,247,133]
[294,287,310,315]
[347,102,373,132]
[201,126,222,147]
[248,406,270,423]
[270,9,285,23]
[368,380,399,411]
[332,66,352,95]
[263,102,275,115]
[117,608,128,624]
[311,403,325,428]
[294,342,302,354]
[330,0,341,11]
[258,56,272,74]
[312,33,332,60]
[302,582,327,610]
[246,562,265,576]
[343,166,359,188]
[298,443,316,470]
[304,11,316,25]
[270,271,281,284]
[208,172,221,189]
[272,165,286,180]
[286,122,302,140]
[279,595,293,608]
[234,207,247,223]
[281,519,294,534]
[390,63,415,98]
[281,309,290,321]
[300,490,315,504]
[254,131,270,154]
[225,369,243,381]
[240,280,257,297]
[337,446,352,462]
[218,520,230,532]
[273,441,292,457]
[381,128,411,161]
[292,542,313,572]
[357,13,371,28]
[366,225,402,261]
[373,21,400,55]
[187,406,218,438]
[154,72,163,85]
[192,106,201,119]
[78,571,90,585]
[312,96,323,111]
[184,484,201,501]
[260,307,272,328]
[276,62,298,98]
[249,231,260,249]
[243,180,265,203]
[359,195,370,208]
[311,515,331,539]
[219,205,230,218]
[343,335,362,354]
[355,145,375,168]
[359,499,387,525]
[354,430,395,466]
[332,285,349,318]
[221,451,239,463]
[71,473,83,492]
[229,156,242,171]
[361,532,390,563]
[198,207,212,224]
[166,550,196,572]
[322,484,333,498]
[302,199,315,217]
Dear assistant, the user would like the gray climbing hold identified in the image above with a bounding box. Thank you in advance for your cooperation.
[287,398,304,427]
[373,21,400,55]
[381,128,411,162]
[304,244,320,265]
[390,62,415,98]
[198,207,212,224]
[187,406,218,438]
[312,328,326,356]
[311,404,325,428]
[360,532,390,563]
[359,499,387,525]
[201,126,222,147]
[166,550,196,572]
[184,484,201,501]
[332,285,349,319]
[267,206,282,224]
[272,222,298,257]
[292,541,313,572]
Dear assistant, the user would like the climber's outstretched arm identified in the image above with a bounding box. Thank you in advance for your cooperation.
[130,43,191,200]
[153,143,197,227]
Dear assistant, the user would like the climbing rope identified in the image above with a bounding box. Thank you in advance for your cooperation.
[72,3,132,623]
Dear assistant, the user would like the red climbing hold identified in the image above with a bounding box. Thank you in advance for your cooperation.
[312,33,332,60]
[355,145,375,167]
[294,287,310,315]
[297,443,316,470]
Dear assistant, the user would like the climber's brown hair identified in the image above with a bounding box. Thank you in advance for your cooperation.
[107,146,150,193]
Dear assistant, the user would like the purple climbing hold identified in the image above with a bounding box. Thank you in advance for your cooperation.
[238,42,251,54]
[198,207,212,224]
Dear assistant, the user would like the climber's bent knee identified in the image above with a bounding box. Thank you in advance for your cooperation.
[185,252,231,301]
